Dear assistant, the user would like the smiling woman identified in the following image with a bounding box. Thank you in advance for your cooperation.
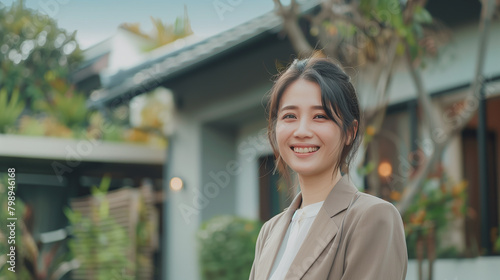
[250,57,408,280]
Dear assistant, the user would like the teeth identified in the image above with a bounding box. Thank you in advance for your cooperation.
[293,147,319,153]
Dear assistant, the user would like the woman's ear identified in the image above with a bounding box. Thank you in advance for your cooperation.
[346,120,358,146]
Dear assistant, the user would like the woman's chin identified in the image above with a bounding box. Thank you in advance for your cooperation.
[290,166,319,177]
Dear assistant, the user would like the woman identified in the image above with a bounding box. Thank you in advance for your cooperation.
[249,57,407,280]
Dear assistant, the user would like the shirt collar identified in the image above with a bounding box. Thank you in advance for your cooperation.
[292,200,324,221]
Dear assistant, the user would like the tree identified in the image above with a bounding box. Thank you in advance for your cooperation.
[0,1,82,105]
[273,0,497,214]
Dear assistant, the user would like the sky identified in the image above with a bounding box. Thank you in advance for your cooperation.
[2,0,280,49]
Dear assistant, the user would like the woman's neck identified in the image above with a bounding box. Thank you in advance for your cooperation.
[298,169,342,209]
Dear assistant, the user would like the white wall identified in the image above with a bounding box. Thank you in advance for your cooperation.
[200,124,237,221]
[406,257,500,280]
[236,119,272,220]
[164,113,202,280]
[357,21,500,110]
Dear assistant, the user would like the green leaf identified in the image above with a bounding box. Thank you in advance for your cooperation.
[396,42,406,55]
[99,176,111,193]
[413,22,424,38]
[0,89,7,111]
[0,87,25,132]
[414,6,433,24]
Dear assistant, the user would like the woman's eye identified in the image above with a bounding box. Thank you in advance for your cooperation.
[314,114,328,119]
[282,114,296,119]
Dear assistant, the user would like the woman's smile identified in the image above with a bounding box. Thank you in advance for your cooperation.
[290,145,320,157]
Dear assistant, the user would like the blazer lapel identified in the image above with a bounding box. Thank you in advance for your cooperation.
[257,191,303,280]
[284,175,359,279]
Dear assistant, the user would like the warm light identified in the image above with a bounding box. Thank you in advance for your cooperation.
[170,177,184,192]
[378,161,392,177]
[366,126,376,136]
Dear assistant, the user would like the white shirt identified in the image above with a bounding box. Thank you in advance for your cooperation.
[268,200,325,280]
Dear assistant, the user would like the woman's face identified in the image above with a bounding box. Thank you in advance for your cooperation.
[276,79,344,177]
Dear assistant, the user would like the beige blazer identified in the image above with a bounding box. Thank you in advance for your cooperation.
[249,175,407,280]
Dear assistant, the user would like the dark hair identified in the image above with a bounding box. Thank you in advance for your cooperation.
[267,57,363,181]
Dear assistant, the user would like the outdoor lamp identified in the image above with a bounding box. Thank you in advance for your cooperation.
[378,161,392,177]
[170,177,184,192]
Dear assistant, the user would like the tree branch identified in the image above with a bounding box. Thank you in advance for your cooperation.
[404,43,447,139]
[273,0,314,57]
[403,0,428,24]
[448,0,497,135]
[324,1,369,30]
[396,0,497,214]
[358,37,399,197]
[363,36,399,124]
[375,37,399,108]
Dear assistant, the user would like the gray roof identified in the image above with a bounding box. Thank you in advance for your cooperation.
[87,0,319,108]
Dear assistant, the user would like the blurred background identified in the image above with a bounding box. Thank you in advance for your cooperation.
[0,0,499,279]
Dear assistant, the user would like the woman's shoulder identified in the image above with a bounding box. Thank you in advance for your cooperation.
[260,209,288,232]
[350,191,402,220]
[258,206,296,240]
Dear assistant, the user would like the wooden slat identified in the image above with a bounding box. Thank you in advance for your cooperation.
[69,185,158,280]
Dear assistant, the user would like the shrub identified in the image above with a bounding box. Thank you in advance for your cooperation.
[197,215,261,280]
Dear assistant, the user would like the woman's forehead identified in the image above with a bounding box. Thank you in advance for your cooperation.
[279,79,322,104]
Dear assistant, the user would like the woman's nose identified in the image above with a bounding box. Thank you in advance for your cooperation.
[293,119,313,138]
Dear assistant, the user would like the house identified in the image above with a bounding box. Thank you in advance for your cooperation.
[86,0,500,279]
